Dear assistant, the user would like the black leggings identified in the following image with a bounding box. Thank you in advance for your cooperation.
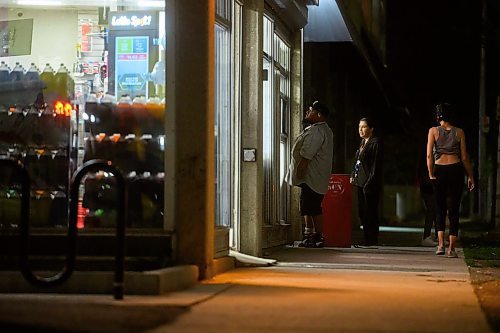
[357,186,380,245]
[433,163,464,236]
[421,191,438,239]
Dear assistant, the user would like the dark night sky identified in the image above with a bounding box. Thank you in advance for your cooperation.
[305,1,500,181]
[386,1,482,130]
[365,0,500,185]
[373,0,496,177]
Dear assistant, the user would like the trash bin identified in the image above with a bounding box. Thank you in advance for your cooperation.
[322,174,352,247]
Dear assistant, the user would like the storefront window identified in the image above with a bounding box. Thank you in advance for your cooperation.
[215,19,231,228]
[0,1,166,231]
[262,15,274,224]
[215,0,242,232]
[263,15,291,225]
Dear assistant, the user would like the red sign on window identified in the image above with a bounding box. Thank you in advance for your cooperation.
[81,23,92,52]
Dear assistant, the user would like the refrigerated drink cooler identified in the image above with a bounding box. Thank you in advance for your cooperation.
[0,61,73,229]
[83,96,165,228]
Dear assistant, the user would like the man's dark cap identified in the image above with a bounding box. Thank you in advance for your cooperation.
[312,100,329,117]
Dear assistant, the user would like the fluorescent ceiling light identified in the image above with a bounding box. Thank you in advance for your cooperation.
[17,0,63,5]
[138,1,164,8]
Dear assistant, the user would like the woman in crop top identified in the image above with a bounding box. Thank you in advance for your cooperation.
[426,102,475,258]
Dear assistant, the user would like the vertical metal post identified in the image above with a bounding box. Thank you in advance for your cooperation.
[69,159,127,300]
[113,170,126,300]
[478,0,487,221]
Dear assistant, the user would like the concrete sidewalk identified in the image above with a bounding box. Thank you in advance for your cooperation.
[0,246,493,333]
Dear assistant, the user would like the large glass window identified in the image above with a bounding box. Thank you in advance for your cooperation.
[0,1,166,232]
[215,0,242,239]
[275,34,291,224]
[263,15,291,225]
[230,1,242,249]
[262,15,274,224]
[215,15,231,228]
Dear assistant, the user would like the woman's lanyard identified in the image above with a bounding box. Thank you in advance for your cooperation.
[353,140,366,178]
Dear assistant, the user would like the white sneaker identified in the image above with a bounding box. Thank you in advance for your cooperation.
[421,236,438,247]
[435,246,445,255]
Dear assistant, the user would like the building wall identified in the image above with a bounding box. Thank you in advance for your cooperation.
[0,8,78,70]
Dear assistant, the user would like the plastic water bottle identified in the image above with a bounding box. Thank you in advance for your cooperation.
[40,63,56,105]
[9,62,25,82]
[40,63,55,81]
[55,63,75,100]
[0,61,10,82]
[25,63,41,81]
[55,63,69,99]
[40,64,55,89]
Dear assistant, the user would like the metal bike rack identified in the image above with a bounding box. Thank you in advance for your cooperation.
[6,157,78,288]
[70,159,127,300]
[0,160,36,287]
[14,158,127,300]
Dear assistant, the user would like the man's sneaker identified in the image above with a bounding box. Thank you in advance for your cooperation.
[447,250,458,258]
[356,245,378,249]
[298,235,313,247]
[421,236,438,247]
[299,233,324,248]
[435,246,445,255]
[298,233,317,248]
[313,233,324,248]
[354,242,378,249]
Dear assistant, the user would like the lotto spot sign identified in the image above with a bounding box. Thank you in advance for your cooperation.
[321,174,352,247]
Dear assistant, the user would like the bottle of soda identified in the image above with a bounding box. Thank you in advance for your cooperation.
[99,93,116,135]
[132,95,146,113]
[117,95,134,135]
[146,96,162,117]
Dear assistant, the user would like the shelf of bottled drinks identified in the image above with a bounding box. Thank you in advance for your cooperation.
[0,60,165,230]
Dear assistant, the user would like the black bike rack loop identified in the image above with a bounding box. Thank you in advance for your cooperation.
[0,160,33,287]
[14,158,126,300]
[70,159,127,300]
[14,154,78,288]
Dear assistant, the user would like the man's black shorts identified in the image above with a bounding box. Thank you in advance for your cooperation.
[299,183,324,216]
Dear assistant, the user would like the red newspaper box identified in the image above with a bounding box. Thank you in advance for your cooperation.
[322,174,352,247]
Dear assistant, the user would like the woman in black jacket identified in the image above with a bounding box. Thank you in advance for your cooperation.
[350,117,383,247]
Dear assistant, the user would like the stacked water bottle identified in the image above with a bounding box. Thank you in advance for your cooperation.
[0,62,74,228]
[0,61,74,111]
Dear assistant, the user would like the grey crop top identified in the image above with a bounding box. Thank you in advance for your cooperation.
[433,126,460,160]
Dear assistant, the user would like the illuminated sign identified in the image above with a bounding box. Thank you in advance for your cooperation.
[111,14,152,28]
[54,101,73,117]
[108,11,158,31]
[115,36,149,98]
